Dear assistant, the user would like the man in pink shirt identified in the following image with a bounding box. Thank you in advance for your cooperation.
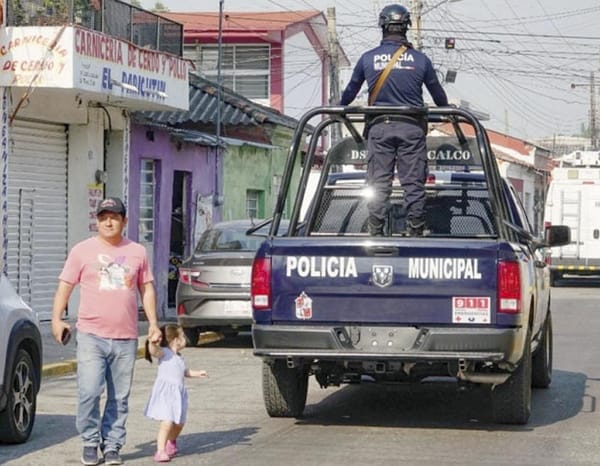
[51,197,161,466]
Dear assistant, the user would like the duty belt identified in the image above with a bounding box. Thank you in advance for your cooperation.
[370,114,425,126]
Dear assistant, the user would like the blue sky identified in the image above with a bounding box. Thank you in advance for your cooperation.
[141,0,600,142]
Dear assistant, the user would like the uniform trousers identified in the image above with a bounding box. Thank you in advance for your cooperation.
[366,118,427,230]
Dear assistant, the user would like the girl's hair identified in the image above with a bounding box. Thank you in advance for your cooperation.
[144,324,183,363]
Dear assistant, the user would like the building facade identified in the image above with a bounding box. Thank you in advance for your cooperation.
[162,10,349,121]
[132,73,303,316]
[1,1,189,319]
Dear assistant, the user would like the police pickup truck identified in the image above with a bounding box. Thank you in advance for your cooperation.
[250,106,570,424]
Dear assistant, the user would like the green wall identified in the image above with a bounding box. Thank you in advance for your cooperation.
[221,125,302,221]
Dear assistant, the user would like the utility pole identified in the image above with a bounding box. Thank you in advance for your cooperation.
[411,0,424,51]
[215,0,224,206]
[590,71,597,149]
[327,6,341,143]
[411,1,462,51]
[571,73,599,149]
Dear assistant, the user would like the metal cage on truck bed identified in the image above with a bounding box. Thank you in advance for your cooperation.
[270,106,514,241]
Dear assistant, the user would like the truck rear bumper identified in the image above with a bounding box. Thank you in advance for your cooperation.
[252,324,521,363]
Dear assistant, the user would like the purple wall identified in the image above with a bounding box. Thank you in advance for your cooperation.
[129,124,217,318]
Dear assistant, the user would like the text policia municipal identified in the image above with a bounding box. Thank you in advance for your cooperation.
[285,257,482,280]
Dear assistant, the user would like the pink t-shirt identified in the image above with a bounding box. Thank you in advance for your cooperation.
[59,236,154,339]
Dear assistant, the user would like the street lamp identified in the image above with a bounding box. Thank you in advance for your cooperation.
[411,0,463,50]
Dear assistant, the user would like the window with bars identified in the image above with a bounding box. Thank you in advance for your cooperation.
[139,159,156,243]
[246,190,264,219]
[183,44,270,99]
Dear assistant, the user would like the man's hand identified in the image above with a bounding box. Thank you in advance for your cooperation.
[51,318,71,345]
[147,323,161,344]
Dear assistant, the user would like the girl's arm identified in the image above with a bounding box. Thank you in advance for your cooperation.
[185,369,208,378]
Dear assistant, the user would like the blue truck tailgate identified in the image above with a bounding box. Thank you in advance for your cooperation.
[264,237,501,326]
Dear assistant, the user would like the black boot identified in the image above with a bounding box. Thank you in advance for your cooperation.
[367,218,384,236]
[407,218,427,236]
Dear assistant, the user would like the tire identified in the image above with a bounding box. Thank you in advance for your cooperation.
[491,331,532,425]
[532,311,553,388]
[262,360,309,418]
[0,349,38,443]
[221,329,239,338]
[183,326,200,347]
[550,271,561,287]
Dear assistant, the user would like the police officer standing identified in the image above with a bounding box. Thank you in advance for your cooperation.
[340,4,448,236]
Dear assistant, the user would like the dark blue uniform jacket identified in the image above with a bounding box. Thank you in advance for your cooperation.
[340,38,448,107]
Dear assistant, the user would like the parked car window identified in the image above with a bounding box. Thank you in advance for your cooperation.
[195,225,268,253]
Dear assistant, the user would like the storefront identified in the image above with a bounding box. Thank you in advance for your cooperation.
[0,25,190,319]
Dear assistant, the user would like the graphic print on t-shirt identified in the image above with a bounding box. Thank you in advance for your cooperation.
[97,254,133,290]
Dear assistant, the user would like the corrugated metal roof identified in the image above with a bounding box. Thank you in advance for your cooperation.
[133,121,278,150]
[136,72,300,129]
[170,128,277,149]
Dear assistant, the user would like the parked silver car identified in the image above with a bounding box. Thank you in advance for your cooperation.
[0,274,42,444]
[176,219,282,345]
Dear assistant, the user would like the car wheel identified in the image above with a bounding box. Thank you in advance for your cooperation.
[550,271,561,287]
[221,329,239,338]
[262,360,309,418]
[183,327,200,347]
[491,330,532,425]
[532,311,553,388]
[492,333,531,424]
[0,349,38,444]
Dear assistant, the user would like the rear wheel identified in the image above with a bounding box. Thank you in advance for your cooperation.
[221,328,239,338]
[262,360,309,418]
[0,349,38,443]
[532,311,553,388]
[183,326,200,347]
[550,271,561,286]
[491,331,532,424]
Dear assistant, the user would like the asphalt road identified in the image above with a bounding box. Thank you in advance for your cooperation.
[1,281,600,465]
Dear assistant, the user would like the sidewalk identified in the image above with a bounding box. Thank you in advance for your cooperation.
[41,318,223,378]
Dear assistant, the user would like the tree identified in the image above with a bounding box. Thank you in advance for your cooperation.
[575,123,591,138]
[130,0,142,7]
[152,1,168,12]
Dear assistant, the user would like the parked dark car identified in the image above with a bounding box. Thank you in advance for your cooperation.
[176,219,282,345]
[0,274,42,444]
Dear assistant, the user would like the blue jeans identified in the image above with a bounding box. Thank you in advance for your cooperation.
[76,331,137,451]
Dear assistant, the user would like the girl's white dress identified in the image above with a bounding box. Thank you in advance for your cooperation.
[144,347,188,424]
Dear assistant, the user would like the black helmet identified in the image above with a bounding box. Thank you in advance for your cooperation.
[378,4,411,32]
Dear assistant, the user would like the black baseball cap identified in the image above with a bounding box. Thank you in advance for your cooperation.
[96,197,127,216]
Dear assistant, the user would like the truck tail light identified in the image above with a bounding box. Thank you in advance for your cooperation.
[497,261,521,314]
[251,257,271,310]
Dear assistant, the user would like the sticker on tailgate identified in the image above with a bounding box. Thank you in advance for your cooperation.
[452,297,490,324]
[295,291,313,320]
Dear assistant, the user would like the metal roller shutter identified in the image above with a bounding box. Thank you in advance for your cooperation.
[7,120,68,320]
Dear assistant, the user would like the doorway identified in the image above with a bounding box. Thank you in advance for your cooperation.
[169,170,190,307]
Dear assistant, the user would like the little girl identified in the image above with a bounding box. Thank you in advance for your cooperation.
[144,324,208,462]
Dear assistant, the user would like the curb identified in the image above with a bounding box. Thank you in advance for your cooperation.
[42,331,224,379]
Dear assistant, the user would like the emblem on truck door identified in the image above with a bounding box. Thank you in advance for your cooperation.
[372,265,393,288]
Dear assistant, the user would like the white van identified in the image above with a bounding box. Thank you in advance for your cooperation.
[544,156,600,284]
